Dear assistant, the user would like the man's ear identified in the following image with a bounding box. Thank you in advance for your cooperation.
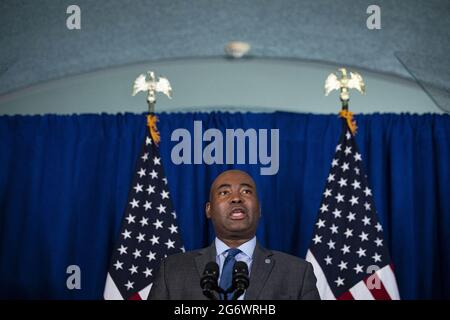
[205,202,211,219]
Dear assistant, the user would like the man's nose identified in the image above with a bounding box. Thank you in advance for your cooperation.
[230,191,243,203]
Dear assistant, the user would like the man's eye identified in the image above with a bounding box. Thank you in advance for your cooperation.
[219,190,229,196]
[242,189,252,194]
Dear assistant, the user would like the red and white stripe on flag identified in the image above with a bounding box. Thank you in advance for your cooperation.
[104,272,153,300]
[307,250,400,300]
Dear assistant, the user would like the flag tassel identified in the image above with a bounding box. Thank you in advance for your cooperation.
[339,109,357,135]
[147,114,161,146]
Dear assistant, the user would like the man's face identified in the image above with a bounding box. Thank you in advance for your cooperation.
[206,170,260,241]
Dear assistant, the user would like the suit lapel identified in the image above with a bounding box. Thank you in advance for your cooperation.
[245,243,274,300]
[194,242,216,278]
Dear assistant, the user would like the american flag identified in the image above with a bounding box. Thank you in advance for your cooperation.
[306,124,400,300]
[104,132,185,300]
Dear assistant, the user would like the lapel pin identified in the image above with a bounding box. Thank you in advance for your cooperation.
[265,259,271,264]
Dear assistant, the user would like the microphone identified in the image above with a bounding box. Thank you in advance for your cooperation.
[231,261,249,300]
[200,262,220,300]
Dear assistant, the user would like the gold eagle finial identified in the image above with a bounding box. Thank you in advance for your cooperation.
[325,68,365,102]
[132,71,172,113]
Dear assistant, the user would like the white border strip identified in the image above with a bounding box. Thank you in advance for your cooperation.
[103,273,124,300]
[306,250,336,300]
[349,280,375,300]
[376,265,401,300]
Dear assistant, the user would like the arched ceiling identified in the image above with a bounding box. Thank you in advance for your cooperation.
[1,0,449,99]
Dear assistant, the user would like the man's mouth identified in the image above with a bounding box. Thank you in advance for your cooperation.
[229,207,247,220]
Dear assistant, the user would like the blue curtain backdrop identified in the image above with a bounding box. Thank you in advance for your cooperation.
[0,112,449,299]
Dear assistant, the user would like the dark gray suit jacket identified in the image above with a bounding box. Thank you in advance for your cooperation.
[148,242,320,300]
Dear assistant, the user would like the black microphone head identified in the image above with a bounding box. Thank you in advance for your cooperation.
[203,261,219,280]
[232,261,250,290]
[200,261,219,290]
[230,261,249,300]
[233,261,249,276]
[200,261,219,297]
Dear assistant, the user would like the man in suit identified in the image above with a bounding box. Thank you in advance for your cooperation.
[149,169,320,300]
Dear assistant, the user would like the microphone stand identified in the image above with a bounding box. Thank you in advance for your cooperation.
[202,283,229,300]
[217,285,244,301]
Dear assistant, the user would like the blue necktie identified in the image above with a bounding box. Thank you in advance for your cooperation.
[219,248,241,300]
